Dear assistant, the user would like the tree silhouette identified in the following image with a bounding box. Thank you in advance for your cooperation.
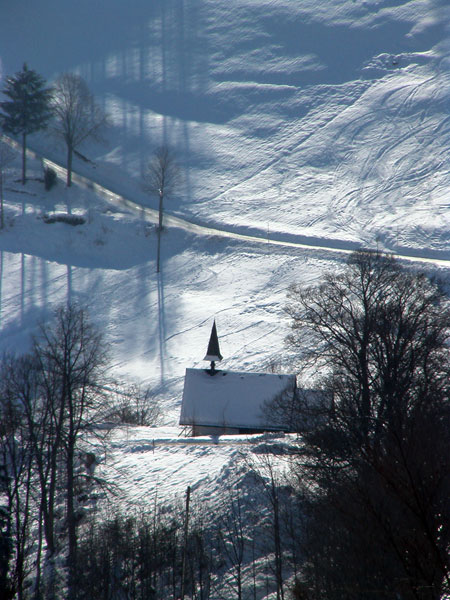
[143,146,179,273]
[287,250,450,600]
[0,64,52,184]
[51,73,107,187]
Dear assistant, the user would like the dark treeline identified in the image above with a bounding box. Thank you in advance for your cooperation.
[73,477,303,600]
[0,305,108,600]
[76,507,219,600]
[286,251,450,600]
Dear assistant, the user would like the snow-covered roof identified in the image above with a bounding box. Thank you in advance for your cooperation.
[179,368,296,430]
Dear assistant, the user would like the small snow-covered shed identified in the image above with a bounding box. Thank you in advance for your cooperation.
[179,322,296,436]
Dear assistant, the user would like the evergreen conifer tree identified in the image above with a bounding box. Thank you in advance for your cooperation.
[0,64,52,184]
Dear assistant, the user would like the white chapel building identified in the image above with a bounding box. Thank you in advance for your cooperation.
[179,321,297,436]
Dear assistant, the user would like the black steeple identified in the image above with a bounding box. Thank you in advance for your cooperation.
[204,320,222,372]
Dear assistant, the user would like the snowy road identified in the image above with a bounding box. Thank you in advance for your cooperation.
[17,138,450,270]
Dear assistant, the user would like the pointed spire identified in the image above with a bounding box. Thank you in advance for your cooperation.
[203,320,223,363]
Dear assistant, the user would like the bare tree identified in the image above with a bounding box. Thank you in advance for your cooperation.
[0,497,14,600]
[217,491,248,600]
[33,305,109,598]
[51,73,107,187]
[0,306,109,598]
[250,453,290,600]
[0,138,16,229]
[143,146,179,273]
[109,382,161,426]
[0,360,36,600]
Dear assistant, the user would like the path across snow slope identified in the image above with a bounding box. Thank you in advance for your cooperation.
[7,136,444,267]
[17,137,450,266]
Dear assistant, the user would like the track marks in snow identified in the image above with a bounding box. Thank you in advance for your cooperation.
[328,67,450,246]
[102,443,241,507]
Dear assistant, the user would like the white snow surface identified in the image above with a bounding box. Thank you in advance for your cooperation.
[1,0,450,519]
[95,425,293,511]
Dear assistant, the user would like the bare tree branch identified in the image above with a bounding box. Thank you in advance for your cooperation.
[142,146,179,272]
[51,74,108,187]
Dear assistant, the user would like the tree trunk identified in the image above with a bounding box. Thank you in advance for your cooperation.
[0,169,4,229]
[273,493,284,600]
[156,192,163,273]
[237,564,242,600]
[180,485,191,600]
[66,441,77,599]
[66,145,73,187]
[156,229,161,274]
[21,133,27,185]
[35,505,43,599]
[158,192,163,230]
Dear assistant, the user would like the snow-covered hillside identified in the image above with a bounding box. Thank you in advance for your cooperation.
[1,0,450,519]
[3,0,450,251]
[2,0,450,375]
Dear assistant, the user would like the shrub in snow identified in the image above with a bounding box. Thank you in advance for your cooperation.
[43,213,85,226]
[109,384,161,426]
[44,166,57,190]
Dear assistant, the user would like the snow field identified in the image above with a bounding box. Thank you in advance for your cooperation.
[1,0,450,556]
